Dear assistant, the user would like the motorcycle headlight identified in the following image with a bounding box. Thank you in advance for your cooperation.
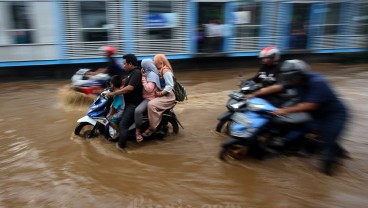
[241,86,250,91]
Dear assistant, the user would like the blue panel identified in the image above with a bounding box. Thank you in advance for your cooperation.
[259,1,275,49]
[228,52,260,57]
[308,3,327,49]
[0,54,193,67]
[0,58,108,67]
[312,48,368,53]
[189,1,198,53]
[138,54,191,61]
[123,0,134,53]
[223,1,235,52]
[337,2,347,48]
[276,2,292,51]
[337,1,359,48]
[52,0,65,60]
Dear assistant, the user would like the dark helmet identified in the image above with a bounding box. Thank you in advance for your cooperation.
[258,46,280,61]
[279,59,310,82]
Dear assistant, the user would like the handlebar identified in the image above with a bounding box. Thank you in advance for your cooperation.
[100,88,113,99]
[228,92,246,101]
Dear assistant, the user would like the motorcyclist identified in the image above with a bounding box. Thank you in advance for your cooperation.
[86,46,125,78]
[245,59,349,176]
[247,46,281,87]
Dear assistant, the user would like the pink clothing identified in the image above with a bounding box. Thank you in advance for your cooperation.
[142,76,158,100]
[147,91,176,130]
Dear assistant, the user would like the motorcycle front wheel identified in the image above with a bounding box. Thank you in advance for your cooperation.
[216,120,232,134]
[74,122,97,138]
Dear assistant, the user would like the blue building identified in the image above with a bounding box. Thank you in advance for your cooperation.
[0,0,367,67]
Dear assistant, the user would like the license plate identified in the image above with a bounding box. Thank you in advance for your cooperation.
[231,112,252,127]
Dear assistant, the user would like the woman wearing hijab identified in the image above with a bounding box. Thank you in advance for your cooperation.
[135,58,161,142]
[142,54,176,137]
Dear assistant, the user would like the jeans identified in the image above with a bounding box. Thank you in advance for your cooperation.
[118,102,138,148]
[318,112,348,163]
[134,99,149,130]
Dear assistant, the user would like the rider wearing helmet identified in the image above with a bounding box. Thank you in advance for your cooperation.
[245,59,349,176]
[87,46,125,77]
[248,46,281,87]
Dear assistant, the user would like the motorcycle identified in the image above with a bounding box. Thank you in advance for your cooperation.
[216,78,298,134]
[218,94,317,161]
[74,88,183,141]
[71,68,111,95]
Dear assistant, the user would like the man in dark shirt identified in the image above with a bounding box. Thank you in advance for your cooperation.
[248,46,280,87]
[106,54,143,148]
[245,59,349,176]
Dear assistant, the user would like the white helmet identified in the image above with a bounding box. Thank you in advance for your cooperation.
[259,46,280,61]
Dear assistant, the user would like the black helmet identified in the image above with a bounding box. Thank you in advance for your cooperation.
[279,59,310,82]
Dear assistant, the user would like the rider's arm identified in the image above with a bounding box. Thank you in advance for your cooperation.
[276,102,319,115]
[110,85,134,96]
[246,84,284,98]
[109,69,140,96]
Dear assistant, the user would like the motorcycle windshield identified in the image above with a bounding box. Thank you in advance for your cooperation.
[88,97,109,117]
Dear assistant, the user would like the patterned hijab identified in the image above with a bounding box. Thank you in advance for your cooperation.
[141,58,162,90]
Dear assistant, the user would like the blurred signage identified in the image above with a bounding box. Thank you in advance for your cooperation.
[233,11,251,24]
[145,13,177,28]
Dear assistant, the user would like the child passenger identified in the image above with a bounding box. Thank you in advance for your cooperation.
[107,75,125,140]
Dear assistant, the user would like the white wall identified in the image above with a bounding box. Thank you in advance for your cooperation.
[0,3,12,45]
[0,45,58,62]
[0,1,58,62]
[32,1,57,43]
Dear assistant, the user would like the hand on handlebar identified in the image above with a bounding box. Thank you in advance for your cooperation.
[106,92,114,98]
[272,108,288,116]
[243,93,255,99]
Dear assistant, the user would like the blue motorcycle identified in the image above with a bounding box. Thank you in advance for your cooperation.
[218,93,315,161]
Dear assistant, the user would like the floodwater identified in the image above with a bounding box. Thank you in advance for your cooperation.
[1,63,368,208]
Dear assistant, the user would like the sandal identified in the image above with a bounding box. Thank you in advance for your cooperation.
[142,128,155,137]
[136,134,144,143]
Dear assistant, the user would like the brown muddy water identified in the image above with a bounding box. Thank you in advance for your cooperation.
[1,64,368,208]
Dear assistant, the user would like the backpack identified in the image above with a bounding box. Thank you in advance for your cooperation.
[173,77,188,102]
